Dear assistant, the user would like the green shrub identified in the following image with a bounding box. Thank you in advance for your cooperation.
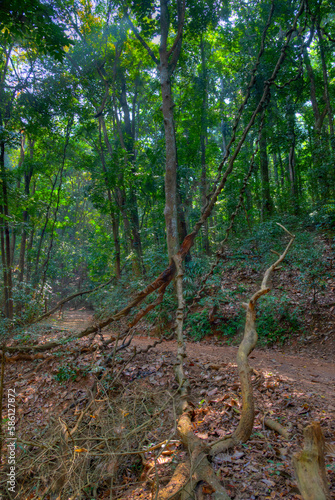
[215,294,303,346]
[186,309,212,341]
[55,363,78,383]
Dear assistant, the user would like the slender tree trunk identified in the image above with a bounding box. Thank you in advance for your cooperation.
[159,47,179,260]
[287,99,299,213]
[120,76,145,274]
[97,116,121,279]
[39,119,72,297]
[272,153,280,190]
[259,129,273,218]
[303,45,330,198]
[200,37,210,255]
[317,26,334,150]
[112,100,143,275]
[0,221,8,317]
[111,211,121,279]
[18,137,34,283]
[26,226,34,283]
[34,174,59,278]
[0,142,13,318]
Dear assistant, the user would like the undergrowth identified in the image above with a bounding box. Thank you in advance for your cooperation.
[89,217,329,345]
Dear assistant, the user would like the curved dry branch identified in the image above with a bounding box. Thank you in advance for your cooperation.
[210,224,295,456]
[186,107,267,319]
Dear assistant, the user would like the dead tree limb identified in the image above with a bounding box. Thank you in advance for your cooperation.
[210,224,295,455]
[186,106,267,319]
[264,417,290,439]
[293,422,331,500]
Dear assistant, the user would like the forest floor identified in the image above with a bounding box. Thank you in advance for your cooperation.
[1,307,335,499]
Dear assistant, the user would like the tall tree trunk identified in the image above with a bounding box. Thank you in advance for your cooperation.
[303,45,329,198]
[97,116,121,279]
[200,37,210,255]
[111,211,121,280]
[0,142,13,318]
[317,25,334,149]
[39,118,72,297]
[259,129,273,218]
[159,2,179,261]
[18,136,34,283]
[113,99,143,275]
[120,75,145,274]
[128,0,185,262]
[26,225,35,283]
[286,98,299,213]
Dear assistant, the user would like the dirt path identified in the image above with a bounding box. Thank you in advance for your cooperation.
[132,338,335,404]
[40,307,94,332]
[51,309,335,403]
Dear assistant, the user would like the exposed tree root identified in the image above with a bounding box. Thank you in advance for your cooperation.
[293,422,331,500]
[159,225,295,498]
[157,461,191,500]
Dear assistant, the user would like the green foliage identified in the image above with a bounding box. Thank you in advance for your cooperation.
[0,0,73,60]
[289,232,329,303]
[55,363,78,383]
[220,295,302,346]
[256,295,302,345]
[307,202,335,231]
[186,309,212,341]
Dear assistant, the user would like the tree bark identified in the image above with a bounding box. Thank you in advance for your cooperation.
[259,128,273,218]
[293,422,331,500]
[18,136,34,283]
[97,116,121,279]
[317,26,334,150]
[286,98,299,213]
[200,37,210,255]
[0,142,13,318]
[160,48,179,260]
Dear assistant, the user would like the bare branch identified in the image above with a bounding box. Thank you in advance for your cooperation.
[167,0,186,59]
[125,13,159,65]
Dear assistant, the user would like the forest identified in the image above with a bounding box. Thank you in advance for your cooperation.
[0,0,335,498]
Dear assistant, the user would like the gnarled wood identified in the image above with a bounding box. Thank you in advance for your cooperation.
[293,422,331,500]
[211,224,295,456]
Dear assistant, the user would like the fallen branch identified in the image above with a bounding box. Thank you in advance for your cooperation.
[264,417,290,439]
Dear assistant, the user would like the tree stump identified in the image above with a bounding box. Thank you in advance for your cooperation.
[293,422,331,500]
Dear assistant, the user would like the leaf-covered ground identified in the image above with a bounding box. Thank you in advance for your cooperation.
[1,306,334,499]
